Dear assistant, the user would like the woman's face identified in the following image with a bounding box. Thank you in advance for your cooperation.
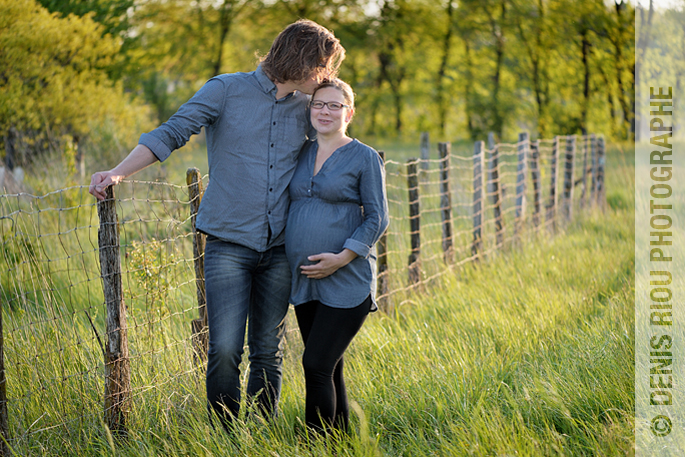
[310,87,353,136]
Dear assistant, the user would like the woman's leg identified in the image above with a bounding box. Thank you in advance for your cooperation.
[295,296,371,431]
[332,357,348,430]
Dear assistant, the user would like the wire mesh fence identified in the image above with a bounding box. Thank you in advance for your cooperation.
[377,133,604,309]
[0,133,604,450]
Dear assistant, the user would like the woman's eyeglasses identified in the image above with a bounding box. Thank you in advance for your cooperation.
[310,101,349,111]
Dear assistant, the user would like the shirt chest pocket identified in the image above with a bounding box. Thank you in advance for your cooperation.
[279,115,308,153]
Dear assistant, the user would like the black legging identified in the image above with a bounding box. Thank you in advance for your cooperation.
[295,296,371,432]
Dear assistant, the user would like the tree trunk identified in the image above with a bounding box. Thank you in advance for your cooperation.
[436,1,455,136]
[611,2,632,140]
[580,26,590,136]
[635,0,654,141]
[487,0,507,138]
[3,127,16,171]
[463,39,476,140]
[212,0,244,77]
[392,83,403,133]
[598,66,619,138]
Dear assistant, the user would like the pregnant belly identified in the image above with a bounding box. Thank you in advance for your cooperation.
[285,200,361,263]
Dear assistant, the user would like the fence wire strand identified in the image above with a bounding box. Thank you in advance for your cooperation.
[0,134,603,446]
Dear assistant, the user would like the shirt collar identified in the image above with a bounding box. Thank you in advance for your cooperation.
[255,64,277,96]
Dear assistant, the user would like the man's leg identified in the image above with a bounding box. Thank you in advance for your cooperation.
[204,237,258,428]
[246,244,291,418]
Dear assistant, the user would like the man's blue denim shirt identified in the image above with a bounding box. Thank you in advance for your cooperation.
[139,65,311,252]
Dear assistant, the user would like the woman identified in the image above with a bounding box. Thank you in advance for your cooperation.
[285,79,389,433]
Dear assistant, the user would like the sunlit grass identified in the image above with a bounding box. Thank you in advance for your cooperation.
[1,205,634,456]
[1,140,635,455]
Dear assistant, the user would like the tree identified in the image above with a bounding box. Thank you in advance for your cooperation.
[435,0,456,137]
[127,0,256,122]
[511,0,553,138]
[36,0,134,37]
[36,0,137,80]
[0,0,150,169]
[602,0,635,139]
[366,0,436,135]
[455,0,517,141]
[482,0,510,139]
[635,0,653,141]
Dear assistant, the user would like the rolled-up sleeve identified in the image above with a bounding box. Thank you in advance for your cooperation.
[343,151,389,258]
[139,78,226,162]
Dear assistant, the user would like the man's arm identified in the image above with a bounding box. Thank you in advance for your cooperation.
[90,77,227,201]
[89,144,158,200]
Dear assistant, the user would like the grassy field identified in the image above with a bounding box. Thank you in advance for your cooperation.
[65,204,632,457]
[0,139,634,455]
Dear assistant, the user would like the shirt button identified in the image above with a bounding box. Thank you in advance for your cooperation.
[269,188,273,192]
[273,122,276,126]
[270,165,273,169]
[268,210,272,215]
[270,143,274,147]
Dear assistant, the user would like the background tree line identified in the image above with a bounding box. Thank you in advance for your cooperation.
[2,0,637,172]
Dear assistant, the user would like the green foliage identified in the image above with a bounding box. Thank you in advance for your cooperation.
[0,0,152,166]
[36,0,137,81]
[0,0,639,174]
[0,231,39,313]
[127,239,175,309]
[35,0,134,40]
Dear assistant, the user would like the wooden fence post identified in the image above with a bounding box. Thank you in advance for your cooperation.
[487,133,504,248]
[438,143,453,264]
[590,134,598,205]
[530,140,541,230]
[546,136,560,232]
[420,132,430,183]
[596,136,606,209]
[187,168,207,362]
[514,132,529,240]
[376,152,390,313]
[580,134,589,209]
[407,159,421,285]
[562,135,576,221]
[472,141,484,260]
[97,186,131,436]
[0,302,8,456]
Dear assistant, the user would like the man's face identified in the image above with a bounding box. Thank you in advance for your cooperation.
[295,63,332,94]
[295,73,321,95]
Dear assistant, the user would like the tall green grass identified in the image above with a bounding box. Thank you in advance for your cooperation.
[1,140,634,455]
[13,205,630,457]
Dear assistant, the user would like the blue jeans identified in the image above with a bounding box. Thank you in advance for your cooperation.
[203,236,290,427]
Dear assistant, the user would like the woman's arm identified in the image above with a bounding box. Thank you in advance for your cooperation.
[299,249,357,279]
[302,149,389,279]
[341,150,390,257]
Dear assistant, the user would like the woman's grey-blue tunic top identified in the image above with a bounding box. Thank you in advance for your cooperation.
[285,139,389,309]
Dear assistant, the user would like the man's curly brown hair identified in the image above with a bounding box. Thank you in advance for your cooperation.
[260,20,345,84]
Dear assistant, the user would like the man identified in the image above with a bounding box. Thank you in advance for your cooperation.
[89,19,345,428]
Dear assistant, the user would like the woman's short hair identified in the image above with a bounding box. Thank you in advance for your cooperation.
[261,20,345,84]
[312,79,355,110]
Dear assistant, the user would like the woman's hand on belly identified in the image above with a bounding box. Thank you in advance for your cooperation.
[300,249,358,279]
